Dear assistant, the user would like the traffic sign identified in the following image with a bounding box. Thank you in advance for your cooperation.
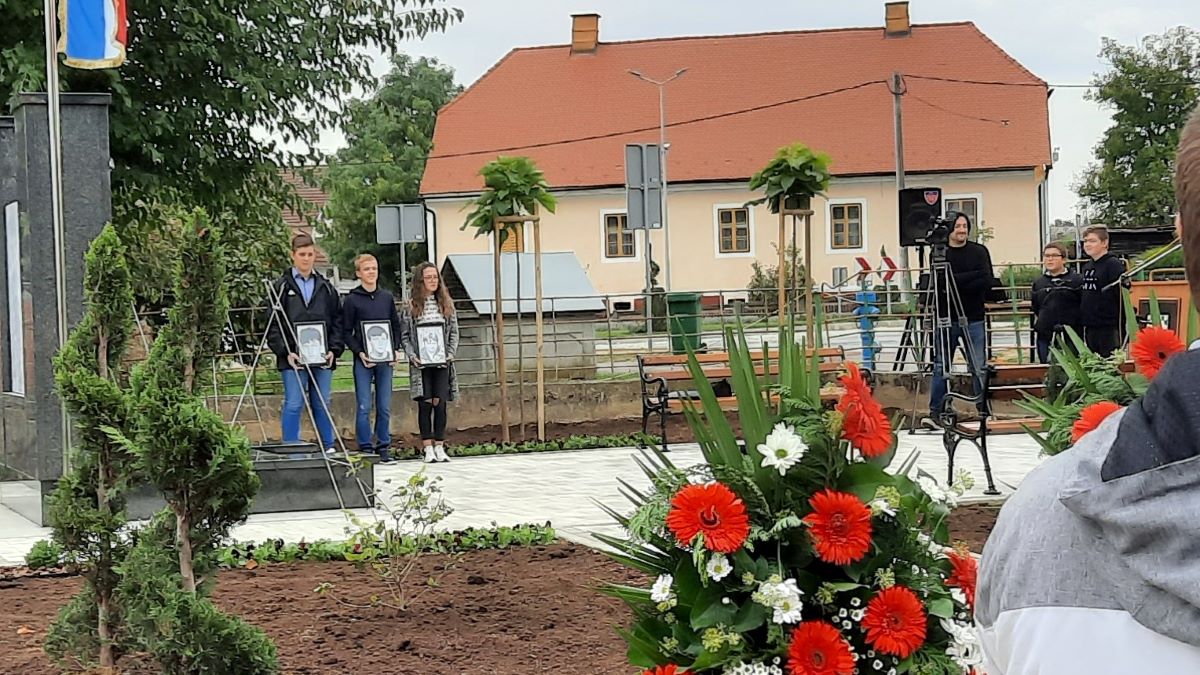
[855,256,872,278]
[881,256,898,282]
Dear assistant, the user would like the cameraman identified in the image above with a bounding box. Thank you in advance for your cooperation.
[924,212,995,429]
[1031,242,1083,363]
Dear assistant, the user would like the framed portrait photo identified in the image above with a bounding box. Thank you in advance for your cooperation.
[295,322,328,366]
[361,320,395,364]
[415,322,447,367]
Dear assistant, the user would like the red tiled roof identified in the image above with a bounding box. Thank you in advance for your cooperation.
[281,169,331,265]
[420,22,1051,196]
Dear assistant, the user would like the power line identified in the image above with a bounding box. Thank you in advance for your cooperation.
[906,73,1200,89]
[424,79,888,161]
[907,92,1010,126]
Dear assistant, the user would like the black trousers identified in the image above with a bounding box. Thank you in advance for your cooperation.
[1084,326,1121,358]
[417,367,450,440]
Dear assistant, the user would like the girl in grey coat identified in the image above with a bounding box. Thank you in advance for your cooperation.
[400,261,459,463]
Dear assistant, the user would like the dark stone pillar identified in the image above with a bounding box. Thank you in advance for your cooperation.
[0,93,111,525]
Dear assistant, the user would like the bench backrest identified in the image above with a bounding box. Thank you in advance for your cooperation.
[641,347,846,383]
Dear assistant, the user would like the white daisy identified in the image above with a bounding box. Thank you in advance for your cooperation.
[941,618,984,668]
[753,577,804,625]
[756,423,805,475]
[916,475,949,504]
[706,553,733,581]
[869,498,897,517]
[650,574,673,603]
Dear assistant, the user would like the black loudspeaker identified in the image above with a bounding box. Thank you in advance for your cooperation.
[898,186,942,246]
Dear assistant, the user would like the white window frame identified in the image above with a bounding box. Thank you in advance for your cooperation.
[943,193,985,234]
[712,203,755,258]
[825,198,868,254]
[599,209,640,263]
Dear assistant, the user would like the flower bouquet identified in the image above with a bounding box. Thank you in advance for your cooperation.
[599,329,980,675]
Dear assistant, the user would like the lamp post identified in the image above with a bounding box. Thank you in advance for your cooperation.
[629,68,687,292]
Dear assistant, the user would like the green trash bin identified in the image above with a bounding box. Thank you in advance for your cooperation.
[666,292,703,354]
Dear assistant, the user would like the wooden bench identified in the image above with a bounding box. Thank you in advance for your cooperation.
[637,347,848,450]
[940,357,1138,494]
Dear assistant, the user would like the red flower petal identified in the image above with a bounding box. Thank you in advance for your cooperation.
[1070,401,1123,443]
[1130,326,1185,379]
[836,363,893,457]
[665,482,750,553]
[862,586,928,658]
[643,665,688,675]
[946,549,979,611]
[787,621,857,675]
[802,489,873,565]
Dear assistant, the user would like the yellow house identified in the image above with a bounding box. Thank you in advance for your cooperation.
[420,3,1052,303]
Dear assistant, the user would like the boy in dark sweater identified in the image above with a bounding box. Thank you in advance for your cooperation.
[1031,241,1083,363]
[1079,226,1127,357]
[340,254,402,462]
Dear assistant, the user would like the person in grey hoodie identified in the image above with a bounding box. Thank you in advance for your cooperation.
[975,107,1200,672]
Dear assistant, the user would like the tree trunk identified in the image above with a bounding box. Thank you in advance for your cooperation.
[96,328,115,670]
[97,590,114,670]
[175,506,196,594]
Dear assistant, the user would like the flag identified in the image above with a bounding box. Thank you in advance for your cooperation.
[57,0,127,69]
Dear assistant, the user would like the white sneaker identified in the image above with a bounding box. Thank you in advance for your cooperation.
[423,446,437,463]
[433,445,450,463]
[325,447,338,456]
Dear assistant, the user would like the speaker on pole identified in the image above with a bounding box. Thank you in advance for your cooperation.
[898,186,942,246]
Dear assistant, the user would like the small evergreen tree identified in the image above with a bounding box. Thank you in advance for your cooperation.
[45,225,137,671]
[116,209,277,673]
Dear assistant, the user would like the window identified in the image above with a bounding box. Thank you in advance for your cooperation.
[832,267,849,286]
[604,213,635,258]
[498,224,524,253]
[829,203,863,250]
[5,201,24,395]
[718,207,750,253]
[945,197,982,242]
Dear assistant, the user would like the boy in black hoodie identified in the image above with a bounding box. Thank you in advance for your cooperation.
[1079,226,1127,357]
[340,254,402,462]
[1031,241,1083,363]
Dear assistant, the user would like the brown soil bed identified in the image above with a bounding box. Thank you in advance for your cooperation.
[1,507,1001,674]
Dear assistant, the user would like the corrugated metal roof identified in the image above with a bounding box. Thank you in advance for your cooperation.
[444,252,606,315]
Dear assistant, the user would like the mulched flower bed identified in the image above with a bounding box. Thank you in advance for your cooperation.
[0,506,1002,675]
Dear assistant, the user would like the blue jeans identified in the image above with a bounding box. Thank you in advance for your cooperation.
[353,360,393,451]
[1036,335,1053,364]
[929,320,987,416]
[281,367,335,450]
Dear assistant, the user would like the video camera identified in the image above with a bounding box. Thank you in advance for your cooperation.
[917,215,957,248]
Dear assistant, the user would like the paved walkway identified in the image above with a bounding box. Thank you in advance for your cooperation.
[0,432,1045,567]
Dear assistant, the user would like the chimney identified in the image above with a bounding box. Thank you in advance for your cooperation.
[571,13,600,54]
[884,1,911,37]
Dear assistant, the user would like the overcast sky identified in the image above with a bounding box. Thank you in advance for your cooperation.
[313,0,1197,222]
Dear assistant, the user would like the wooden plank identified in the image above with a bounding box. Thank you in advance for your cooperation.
[956,417,1043,434]
[640,347,843,367]
[990,384,1045,401]
[990,363,1048,382]
[651,361,845,381]
[666,387,844,412]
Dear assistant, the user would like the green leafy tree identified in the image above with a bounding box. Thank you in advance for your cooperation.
[115,210,276,673]
[44,225,137,671]
[0,0,462,314]
[321,54,462,289]
[1077,27,1200,227]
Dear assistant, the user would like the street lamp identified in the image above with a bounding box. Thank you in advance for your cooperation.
[629,68,687,291]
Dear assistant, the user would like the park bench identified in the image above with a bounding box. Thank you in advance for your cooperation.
[637,346,848,450]
[939,360,1134,496]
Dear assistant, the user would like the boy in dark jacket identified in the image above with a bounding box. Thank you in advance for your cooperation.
[340,254,402,462]
[266,233,344,454]
[1079,226,1127,357]
[1031,241,1083,363]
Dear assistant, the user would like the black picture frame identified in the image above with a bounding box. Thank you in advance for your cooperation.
[361,320,395,364]
[295,322,328,366]
[415,321,447,367]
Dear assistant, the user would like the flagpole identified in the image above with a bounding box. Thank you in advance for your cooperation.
[42,0,72,470]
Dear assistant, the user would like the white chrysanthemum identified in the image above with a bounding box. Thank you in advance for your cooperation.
[941,618,985,668]
[869,498,896,517]
[950,587,968,607]
[650,574,673,603]
[917,532,948,559]
[756,423,805,475]
[706,554,733,581]
[722,661,784,675]
[917,475,950,504]
[752,577,804,624]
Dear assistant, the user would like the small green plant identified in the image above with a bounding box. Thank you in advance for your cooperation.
[25,539,66,569]
[746,142,832,213]
[320,471,456,613]
[461,156,557,244]
[747,244,806,309]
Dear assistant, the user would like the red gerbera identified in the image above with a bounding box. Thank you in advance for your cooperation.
[642,665,689,675]
[786,621,857,675]
[1070,401,1123,443]
[861,586,928,658]
[1130,326,1185,379]
[946,548,979,611]
[802,489,873,565]
[665,482,750,553]
[836,363,893,457]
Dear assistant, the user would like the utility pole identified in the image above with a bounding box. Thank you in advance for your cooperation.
[630,68,687,291]
[891,72,914,303]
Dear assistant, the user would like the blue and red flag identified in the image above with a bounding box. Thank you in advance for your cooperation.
[57,0,127,69]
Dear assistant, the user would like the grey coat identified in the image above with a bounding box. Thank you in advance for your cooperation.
[399,308,459,402]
